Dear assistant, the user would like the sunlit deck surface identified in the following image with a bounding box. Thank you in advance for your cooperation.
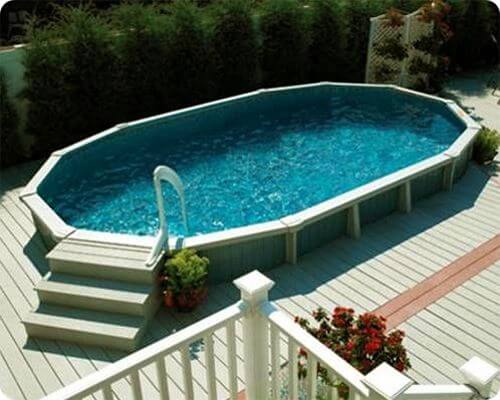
[0,157,499,400]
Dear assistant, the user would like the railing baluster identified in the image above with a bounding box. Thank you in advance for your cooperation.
[102,385,113,400]
[130,371,143,400]
[180,345,194,400]
[288,337,299,400]
[226,321,238,400]
[204,333,217,400]
[270,324,280,400]
[349,385,363,400]
[155,357,170,400]
[307,354,318,400]
[327,370,338,400]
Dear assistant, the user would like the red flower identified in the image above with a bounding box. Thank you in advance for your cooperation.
[364,339,382,355]
[295,307,411,377]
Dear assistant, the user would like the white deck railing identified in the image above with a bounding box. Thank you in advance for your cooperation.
[38,270,499,400]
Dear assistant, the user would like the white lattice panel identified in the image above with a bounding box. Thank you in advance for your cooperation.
[365,9,434,88]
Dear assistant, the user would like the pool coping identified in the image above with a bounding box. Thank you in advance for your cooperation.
[19,82,481,263]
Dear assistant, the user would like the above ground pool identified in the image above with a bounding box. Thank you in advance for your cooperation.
[23,83,479,281]
[38,85,464,237]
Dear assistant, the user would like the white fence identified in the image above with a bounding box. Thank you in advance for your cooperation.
[365,10,433,87]
[37,271,499,400]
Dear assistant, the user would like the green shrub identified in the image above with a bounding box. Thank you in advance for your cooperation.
[23,6,119,157]
[111,4,171,120]
[308,0,344,82]
[163,248,209,294]
[260,0,307,87]
[473,127,500,164]
[164,0,213,109]
[210,0,259,97]
[0,68,22,168]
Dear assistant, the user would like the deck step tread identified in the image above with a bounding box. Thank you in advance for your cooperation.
[23,305,145,344]
[36,273,152,305]
[48,248,148,269]
[53,240,151,260]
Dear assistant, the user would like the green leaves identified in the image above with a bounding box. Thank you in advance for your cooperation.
[308,0,345,82]
[0,68,22,168]
[23,5,119,157]
[163,249,209,294]
[210,0,259,97]
[260,0,307,87]
[473,127,500,165]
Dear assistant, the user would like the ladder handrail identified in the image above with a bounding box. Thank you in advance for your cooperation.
[145,165,189,266]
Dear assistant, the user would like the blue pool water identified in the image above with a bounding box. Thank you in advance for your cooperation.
[40,87,465,237]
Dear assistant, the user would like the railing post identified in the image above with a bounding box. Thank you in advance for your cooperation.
[234,271,275,400]
[460,357,500,398]
[363,363,413,400]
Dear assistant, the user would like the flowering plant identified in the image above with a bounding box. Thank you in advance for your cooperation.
[295,307,411,387]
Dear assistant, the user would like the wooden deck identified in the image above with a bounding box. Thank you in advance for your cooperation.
[0,160,499,400]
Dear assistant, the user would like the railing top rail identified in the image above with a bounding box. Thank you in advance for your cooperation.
[260,301,371,397]
[401,385,475,400]
[41,301,246,400]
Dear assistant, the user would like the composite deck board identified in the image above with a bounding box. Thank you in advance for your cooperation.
[404,265,500,392]
[0,162,499,399]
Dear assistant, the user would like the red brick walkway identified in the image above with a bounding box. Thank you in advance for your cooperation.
[374,234,500,329]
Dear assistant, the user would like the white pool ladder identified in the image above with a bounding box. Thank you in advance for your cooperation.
[145,165,189,266]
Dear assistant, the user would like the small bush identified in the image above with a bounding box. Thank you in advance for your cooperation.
[260,0,307,87]
[308,0,344,82]
[162,248,209,294]
[210,0,259,97]
[473,127,500,164]
[0,68,22,168]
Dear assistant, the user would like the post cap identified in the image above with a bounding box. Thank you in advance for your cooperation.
[363,363,413,400]
[459,357,499,387]
[233,270,275,298]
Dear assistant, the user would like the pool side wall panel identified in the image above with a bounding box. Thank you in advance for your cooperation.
[297,211,347,257]
[200,234,286,283]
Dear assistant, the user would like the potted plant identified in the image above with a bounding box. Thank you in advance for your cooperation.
[161,249,209,312]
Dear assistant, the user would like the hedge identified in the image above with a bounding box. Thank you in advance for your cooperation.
[12,0,498,163]
[210,0,259,97]
[260,0,307,87]
[0,67,22,168]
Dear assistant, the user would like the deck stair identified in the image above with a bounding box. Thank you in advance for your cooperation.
[22,237,162,352]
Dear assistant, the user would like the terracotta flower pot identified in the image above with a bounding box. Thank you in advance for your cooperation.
[176,286,208,313]
[163,290,176,308]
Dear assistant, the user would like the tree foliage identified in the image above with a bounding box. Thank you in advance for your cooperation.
[260,0,307,87]
[0,68,22,168]
[210,0,259,97]
[15,0,498,164]
[308,0,344,82]
[164,0,212,109]
[23,6,118,157]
